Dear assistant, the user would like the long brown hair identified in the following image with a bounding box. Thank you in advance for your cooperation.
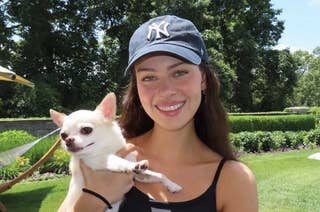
[119,61,236,160]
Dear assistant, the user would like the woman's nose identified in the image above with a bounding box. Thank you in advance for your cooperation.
[157,78,177,97]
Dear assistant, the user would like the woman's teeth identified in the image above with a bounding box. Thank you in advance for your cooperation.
[158,103,184,111]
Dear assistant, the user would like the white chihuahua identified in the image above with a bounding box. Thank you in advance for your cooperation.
[50,92,181,212]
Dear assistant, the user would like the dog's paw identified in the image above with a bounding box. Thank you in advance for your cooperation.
[133,160,149,174]
[166,181,182,193]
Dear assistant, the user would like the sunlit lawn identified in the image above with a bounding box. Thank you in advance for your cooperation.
[1,148,320,212]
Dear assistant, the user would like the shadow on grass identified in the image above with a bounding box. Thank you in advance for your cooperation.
[0,186,54,211]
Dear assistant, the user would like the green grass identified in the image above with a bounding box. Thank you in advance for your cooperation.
[241,148,320,212]
[1,148,320,211]
[0,177,70,212]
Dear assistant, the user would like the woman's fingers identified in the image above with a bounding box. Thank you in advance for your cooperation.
[116,143,136,158]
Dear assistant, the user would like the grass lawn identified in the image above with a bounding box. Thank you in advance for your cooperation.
[241,148,320,212]
[1,148,320,211]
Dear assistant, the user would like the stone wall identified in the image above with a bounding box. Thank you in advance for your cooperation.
[0,119,58,136]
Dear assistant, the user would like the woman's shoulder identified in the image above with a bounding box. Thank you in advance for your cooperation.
[222,160,255,181]
[217,159,258,211]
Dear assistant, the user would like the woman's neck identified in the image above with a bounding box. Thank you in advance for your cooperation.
[137,122,207,164]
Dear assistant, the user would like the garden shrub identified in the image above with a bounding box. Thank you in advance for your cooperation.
[255,131,276,152]
[0,156,31,180]
[24,136,58,164]
[309,107,320,128]
[40,149,70,174]
[230,129,319,153]
[291,131,308,149]
[272,131,289,150]
[304,129,320,146]
[229,114,315,133]
[0,130,35,152]
[1,128,320,180]
[236,132,260,153]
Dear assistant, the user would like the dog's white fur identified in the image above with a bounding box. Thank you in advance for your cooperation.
[50,93,181,212]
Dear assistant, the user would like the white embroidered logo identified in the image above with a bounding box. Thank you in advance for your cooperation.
[147,21,170,40]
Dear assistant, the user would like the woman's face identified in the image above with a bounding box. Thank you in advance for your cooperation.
[134,54,206,131]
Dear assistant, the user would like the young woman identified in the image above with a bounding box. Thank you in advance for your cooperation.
[74,15,258,212]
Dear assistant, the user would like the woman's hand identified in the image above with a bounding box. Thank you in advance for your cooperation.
[73,143,137,211]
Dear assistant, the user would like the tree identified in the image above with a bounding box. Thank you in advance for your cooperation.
[0,0,293,117]
[252,49,297,111]
[293,48,320,106]
[0,0,18,117]
[207,0,284,111]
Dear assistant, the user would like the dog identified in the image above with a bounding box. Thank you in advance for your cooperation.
[50,92,181,212]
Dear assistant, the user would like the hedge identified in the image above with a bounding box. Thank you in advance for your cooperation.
[228,114,315,133]
[230,129,320,153]
[1,129,320,180]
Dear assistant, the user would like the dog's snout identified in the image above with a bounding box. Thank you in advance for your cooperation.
[65,137,75,147]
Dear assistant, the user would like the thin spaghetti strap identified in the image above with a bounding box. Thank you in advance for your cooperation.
[212,158,226,189]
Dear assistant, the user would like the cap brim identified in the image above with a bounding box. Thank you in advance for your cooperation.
[125,43,201,75]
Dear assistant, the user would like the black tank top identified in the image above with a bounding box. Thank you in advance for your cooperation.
[118,158,226,212]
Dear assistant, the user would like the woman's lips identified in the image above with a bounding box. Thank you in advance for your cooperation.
[156,102,185,116]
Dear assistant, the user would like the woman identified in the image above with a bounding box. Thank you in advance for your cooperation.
[74,15,258,212]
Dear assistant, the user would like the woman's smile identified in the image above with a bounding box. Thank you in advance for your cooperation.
[155,101,186,116]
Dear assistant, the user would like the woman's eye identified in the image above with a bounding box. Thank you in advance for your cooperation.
[174,70,188,77]
[141,75,157,81]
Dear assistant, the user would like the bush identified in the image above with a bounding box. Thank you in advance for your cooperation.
[0,130,63,180]
[230,130,319,153]
[229,114,315,133]
[0,130,36,152]
[0,156,31,180]
[309,106,320,128]
[40,149,70,174]
[304,129,320,146]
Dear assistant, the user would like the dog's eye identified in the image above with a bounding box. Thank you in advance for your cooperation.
[80,127,93,135]
[61,132,68,140]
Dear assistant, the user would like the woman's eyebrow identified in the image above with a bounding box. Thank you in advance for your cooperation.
[136,61,186,72]
[136,67,155,72]
[168,61,185,70]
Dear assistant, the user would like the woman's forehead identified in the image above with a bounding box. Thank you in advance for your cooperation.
[134,53,193,71]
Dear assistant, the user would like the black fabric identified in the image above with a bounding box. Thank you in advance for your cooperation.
[118,158,226,212]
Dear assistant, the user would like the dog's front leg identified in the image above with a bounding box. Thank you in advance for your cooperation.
[134,170,182,193]
[106,154,148,173]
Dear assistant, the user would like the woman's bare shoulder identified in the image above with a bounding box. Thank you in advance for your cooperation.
[223,160,256,181]
[217,160,258,212]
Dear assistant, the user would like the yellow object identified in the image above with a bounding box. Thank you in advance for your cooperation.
[0,66,34,88]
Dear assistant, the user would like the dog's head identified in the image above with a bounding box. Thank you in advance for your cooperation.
[50,92,124,156]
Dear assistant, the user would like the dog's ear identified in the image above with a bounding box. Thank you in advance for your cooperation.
[95,92,116,120]
[50,109,66,127]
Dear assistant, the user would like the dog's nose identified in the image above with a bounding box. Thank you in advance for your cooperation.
[65,137,75,147]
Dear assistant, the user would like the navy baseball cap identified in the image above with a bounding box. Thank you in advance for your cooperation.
[125,15,208,74]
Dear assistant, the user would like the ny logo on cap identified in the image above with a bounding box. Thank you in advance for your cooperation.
[147,21,170,40]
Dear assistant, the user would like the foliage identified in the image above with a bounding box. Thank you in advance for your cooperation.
[230,129,320,153]
[0,156,31,180]
[252,49,297,111]
[0,130,35,151]
[0,130,66,179]
[292,50,320,107]
[0,0,289,117]
[2,129,320,180]
[229,114,315,133]
[40,149,70,174]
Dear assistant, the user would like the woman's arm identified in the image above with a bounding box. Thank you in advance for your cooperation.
[72,144,136,212]
[217,161,258,212]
